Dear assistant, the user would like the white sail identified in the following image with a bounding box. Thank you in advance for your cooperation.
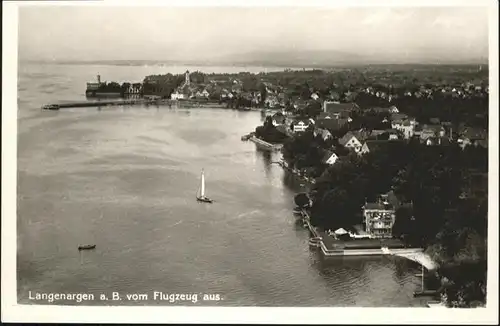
[200,170,205,198]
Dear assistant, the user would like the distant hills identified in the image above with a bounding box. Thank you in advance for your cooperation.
[212,49,488,67]
[22,49,488,68]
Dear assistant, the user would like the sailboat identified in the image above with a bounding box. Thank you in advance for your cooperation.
[196,169,213,203]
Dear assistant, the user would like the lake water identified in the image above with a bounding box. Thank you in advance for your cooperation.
[17,62,427,306]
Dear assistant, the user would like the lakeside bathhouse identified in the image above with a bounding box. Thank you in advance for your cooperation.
[363,196,396,238]
[362,191,413,238]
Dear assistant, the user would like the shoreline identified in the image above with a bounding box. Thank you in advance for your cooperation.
[275,159,317,185]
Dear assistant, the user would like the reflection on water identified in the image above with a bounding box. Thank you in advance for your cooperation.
[282,170,307,192]
[256,149,274,177]
[16,62,426,307]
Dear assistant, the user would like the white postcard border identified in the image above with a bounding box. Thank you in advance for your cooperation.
[2,0,498,324]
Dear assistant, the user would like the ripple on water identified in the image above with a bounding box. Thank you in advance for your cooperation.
[175,128,228,146]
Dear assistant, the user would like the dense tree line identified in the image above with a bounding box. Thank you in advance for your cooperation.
[292,136,488,306]
[254,116,289,144]
[141,68,488,129]
[355,93,488,129]
[226,95,254,109]
[142,73,185,98]
[282,128,341,177]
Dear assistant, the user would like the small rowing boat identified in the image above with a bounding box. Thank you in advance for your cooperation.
[41,104,60,111]
[78,244,96,251]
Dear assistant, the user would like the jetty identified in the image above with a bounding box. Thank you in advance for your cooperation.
[42,98,165,110]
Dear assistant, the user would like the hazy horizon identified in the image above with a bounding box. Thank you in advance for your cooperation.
[18,6,489,65]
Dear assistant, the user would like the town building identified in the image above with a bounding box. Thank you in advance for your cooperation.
[86,74,103,92]
[315,117,350,131]
[265,95,280,108]
[417,124,446,140]
[170,70,191,100]
[291,119,312,133]
[424,136,452,146]
[457,127,488,149]
[338,131,364,153]
[271,112,287,126]
[384,129,401,140]
[391,114,416,139]
[372,106,399,114]
[322,101,359,119]
[362,195,397,238]
[313,128,333,141]
[358,139,404,156]
[322,150,340,165]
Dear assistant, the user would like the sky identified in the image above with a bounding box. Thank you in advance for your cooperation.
[18,5,490,64]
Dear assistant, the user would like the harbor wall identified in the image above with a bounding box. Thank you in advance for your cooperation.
[43,98,231,110]
[43,99,165,109]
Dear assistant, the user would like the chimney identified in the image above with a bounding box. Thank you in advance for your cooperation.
[97,74,101,84]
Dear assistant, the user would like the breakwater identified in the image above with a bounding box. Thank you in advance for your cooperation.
[42,99,165,110]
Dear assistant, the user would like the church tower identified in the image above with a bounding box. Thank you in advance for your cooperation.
[185,70,190,86]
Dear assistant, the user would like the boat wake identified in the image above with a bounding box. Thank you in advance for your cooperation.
[169,220,183,227]
[234,209,261,220]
